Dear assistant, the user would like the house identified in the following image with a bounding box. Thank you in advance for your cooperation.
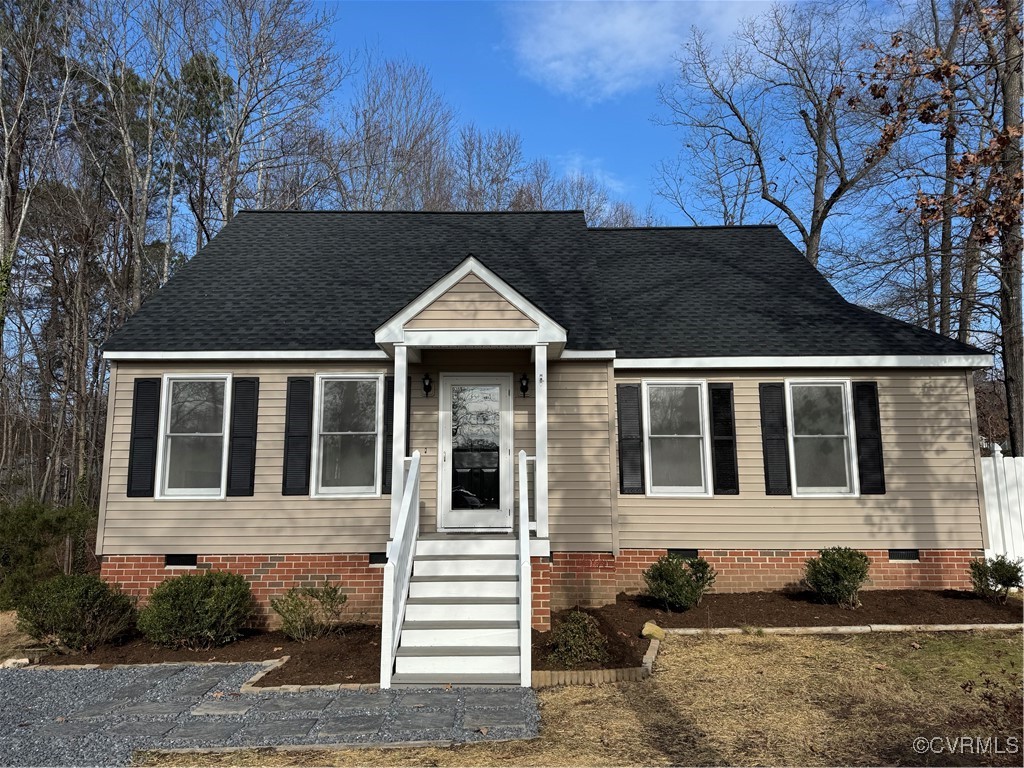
[96,210,993,686]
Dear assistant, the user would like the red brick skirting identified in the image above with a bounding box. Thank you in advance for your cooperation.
[533,548,983,629]
[104,548,983,632]
[100,554,384,627]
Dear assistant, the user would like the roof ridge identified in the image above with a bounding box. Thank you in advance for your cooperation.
[588,224,780,231]
[236,208,587,216]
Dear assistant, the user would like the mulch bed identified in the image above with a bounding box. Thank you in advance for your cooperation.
[592,590,1023,630]
[34,591,1021,683]
[38,624,381,686]
[532,607,649,671]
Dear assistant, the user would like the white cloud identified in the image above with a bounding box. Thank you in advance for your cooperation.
[555,151,628,195]
[502,0,771,103]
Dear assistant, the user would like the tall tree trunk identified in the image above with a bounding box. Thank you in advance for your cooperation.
[939,99,957,337]
[999,0,1023,455]
[923,221,938,331]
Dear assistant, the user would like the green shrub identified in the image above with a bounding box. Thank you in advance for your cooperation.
[548,609,609,668]
[137,571,254,649]
[804,547,871,609]
[642,554,717,611]
[270,581,348,642]
[16,574,136,651]
[0,499,97,609]
[969,555,1023,604]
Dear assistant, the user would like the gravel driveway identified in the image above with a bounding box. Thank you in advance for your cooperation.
[0,663,539,767]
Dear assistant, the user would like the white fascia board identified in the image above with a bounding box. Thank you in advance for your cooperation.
[559,350,617,360]
[613,354,994,369]
[103,349,390,361]
[374,256,567,345]
[401,329,544,347]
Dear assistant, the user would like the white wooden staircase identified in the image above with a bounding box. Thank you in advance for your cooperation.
[390,535,522,686]
[381,451,534,688]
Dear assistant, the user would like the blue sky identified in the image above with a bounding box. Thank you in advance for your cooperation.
[329,1,772,223]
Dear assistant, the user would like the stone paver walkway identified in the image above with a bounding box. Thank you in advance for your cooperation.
[0,663,539,767]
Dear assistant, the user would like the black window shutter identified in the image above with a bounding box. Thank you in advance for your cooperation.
[709,383,739,494]
[226,377,259,496]
[616,383,645,494]
[282,377,313,495]
[853,381,886,494]
[126,377,161,497]
[758,383,792,495]
[381,376,395,494]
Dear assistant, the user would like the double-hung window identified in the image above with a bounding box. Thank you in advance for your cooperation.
[643,381,712,496]
[159,376,230,498]
[786,380,858,496]
[314,375,383,496]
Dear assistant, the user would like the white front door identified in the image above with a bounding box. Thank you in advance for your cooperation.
[438,374,514,531]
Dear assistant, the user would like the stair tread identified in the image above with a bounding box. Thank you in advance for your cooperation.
[396,645,520,656]
[403,620,518,629]
[389,673,521,687]
[415,554,517,561]
[418,534,514,540]
[411,574,518,583]
[406,596,518,605]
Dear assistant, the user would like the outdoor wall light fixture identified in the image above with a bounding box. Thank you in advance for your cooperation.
[519,373,530,398]
[422,372,433,398]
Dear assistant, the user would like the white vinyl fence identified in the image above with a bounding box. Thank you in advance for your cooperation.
[982,443,1024,561]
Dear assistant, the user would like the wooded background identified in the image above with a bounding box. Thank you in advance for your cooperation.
[1,0,1020,511]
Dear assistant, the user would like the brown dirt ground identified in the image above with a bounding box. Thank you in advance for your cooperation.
[135,630,1024,768]
[0,611,31,659]
[600,589,1023,629]
[37,591,1021,684]
[39,625,381,685]
[533,606,649,670]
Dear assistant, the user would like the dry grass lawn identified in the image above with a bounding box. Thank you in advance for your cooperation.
[0,610,30,659]
[136,630,1022,767]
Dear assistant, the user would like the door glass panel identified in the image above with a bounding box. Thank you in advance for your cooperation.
[450,384,500,511]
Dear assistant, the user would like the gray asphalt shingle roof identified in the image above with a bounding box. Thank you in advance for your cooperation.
[103,210,982,358]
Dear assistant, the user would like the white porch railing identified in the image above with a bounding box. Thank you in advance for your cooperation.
[380,451,421,689]
[517,450,534,687]
[982,443,1024,560]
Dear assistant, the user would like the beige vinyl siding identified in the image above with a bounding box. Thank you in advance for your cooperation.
[405,274,537,329]
[101,362,392,555]
[615,369,985,550]
[547,361,615,551]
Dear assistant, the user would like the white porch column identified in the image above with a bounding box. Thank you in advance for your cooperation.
[534,344,549,540]
[390,345,408,538]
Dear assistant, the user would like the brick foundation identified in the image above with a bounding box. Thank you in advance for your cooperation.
[100,554,384,627]
[532,548,983,629]
[104,548,983,633]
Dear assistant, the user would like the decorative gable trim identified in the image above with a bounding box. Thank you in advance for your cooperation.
[374,256,567,351]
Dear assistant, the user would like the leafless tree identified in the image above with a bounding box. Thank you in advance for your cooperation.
[659,1,909,266]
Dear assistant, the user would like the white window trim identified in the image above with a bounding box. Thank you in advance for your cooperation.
[784,378,860,499]
[154,373,232,501]
[641,380,714,498]
[311,373,385,499]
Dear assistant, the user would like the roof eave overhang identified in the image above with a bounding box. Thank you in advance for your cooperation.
[612,354,995,369]
[102,349,391,361]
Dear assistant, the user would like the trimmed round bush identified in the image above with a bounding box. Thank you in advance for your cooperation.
[16,574,136,651]
[270,581,348,642]
[643,554,717,611]
[970,555,1023,604]
[137,570,255,649]
[548,609,609,668]
[804,547,870,609]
